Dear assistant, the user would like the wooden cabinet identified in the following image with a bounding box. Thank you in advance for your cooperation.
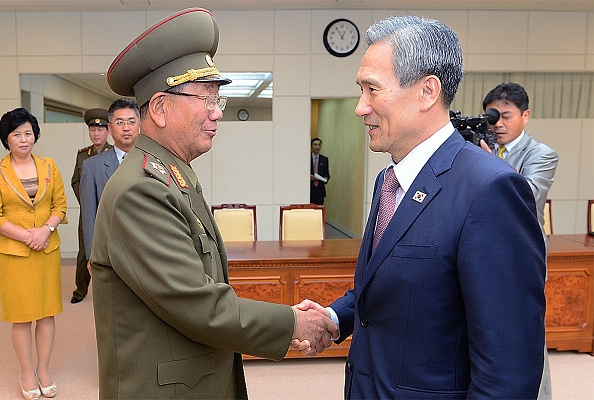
[227,235,594,358]
[227,239,360,358]
[545,234,594,354]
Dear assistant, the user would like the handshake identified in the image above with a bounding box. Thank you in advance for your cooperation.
[290,299,339,356]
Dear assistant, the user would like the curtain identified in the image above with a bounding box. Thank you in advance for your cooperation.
[451,72,593,119]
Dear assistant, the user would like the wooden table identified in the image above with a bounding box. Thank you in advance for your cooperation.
[227,235,594,357]
[545,234,594,354]
[227,239,360,358]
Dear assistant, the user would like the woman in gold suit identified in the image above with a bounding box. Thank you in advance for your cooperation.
[0,108,67,400]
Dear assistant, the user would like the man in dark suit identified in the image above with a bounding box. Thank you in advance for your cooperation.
[310,137,330,205]
[70,108,111,304]
[80,98,140,261]
[482,82,559,400]
[295,16,546,399]
[90,8,337,399]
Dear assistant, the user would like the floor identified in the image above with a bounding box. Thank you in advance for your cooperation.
[325,221,353,239]
[0,260,592,399]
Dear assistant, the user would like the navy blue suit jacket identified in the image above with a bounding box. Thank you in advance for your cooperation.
[330,132,546,399]
[80,147,120,256]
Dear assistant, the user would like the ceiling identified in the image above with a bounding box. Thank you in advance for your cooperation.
[14,1,592,107]
[0,1,592,12]
[55,72,273,108]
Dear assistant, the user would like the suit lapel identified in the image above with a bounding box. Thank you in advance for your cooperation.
[162,156,218,243]
[0,154,47,208]
[504,133,530,167]
[104,149,119,179]
[361,133,464,288]
[135,136,219,243]
[31,155,51,205]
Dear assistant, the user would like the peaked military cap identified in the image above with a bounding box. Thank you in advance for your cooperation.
[83,108,109,127]
[107,8,231,107]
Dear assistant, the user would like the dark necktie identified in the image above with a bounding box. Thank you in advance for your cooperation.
[372,166,399,252]
[313,155,319,187]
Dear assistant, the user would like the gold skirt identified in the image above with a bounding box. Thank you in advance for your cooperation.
[0,248,63,323]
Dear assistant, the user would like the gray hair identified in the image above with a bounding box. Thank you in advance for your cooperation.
[364,15,464,107]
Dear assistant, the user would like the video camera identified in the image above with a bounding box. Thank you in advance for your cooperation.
[449,108,500,152]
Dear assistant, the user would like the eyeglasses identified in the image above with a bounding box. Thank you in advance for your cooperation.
[168,92,227,111]
[113,119,138,127]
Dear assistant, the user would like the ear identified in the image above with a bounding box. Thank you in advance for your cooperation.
[148,92,168,129]
[419,75,441,112]
[522,108,531,125]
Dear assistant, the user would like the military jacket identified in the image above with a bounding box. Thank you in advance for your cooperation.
[71,142,111,202]
[90,134,294,399]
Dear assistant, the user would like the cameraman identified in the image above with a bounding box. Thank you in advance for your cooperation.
[481,82,558,400]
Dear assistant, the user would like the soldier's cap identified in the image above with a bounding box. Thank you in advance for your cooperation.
[107,8,231,107]
[83,108,109,127]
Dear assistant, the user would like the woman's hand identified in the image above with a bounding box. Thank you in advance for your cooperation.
[25,227,51,251]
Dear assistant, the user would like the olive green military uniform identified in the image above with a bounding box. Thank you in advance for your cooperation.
[71,114,111,302]
[92,9,299,398]
[91,135,295,399]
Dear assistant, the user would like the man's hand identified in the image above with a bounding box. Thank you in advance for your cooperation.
[291,299,338,356]
[291,302,338,356]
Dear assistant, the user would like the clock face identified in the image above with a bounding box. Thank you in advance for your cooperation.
[323,18,360,58]
[237,109,249,121]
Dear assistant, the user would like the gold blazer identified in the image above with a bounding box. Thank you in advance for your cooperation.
[0,153,68,256]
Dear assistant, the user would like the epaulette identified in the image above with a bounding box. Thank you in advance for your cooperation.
[142,153,170,186]
[77,145,92,154]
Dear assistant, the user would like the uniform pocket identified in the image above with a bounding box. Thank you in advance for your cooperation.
[157,352,215,389]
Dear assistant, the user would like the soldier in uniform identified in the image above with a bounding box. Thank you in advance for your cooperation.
[91,8,337,399]
[70,108,111,303]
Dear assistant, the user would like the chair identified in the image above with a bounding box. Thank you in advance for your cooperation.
[279,204,326,241]
[211,204,257,241]
[588,200,594,235]
[543,199,552,236]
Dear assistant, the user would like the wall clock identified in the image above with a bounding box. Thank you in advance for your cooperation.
[323,18,360,58]
[237,108,249,121]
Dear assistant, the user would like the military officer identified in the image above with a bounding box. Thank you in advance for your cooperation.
[70,108,111,304]
[91,8,337,399]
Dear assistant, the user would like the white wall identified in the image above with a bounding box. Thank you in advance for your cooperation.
[0,8,592,256]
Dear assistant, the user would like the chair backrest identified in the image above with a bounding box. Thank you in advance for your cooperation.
[280,204,326,241]
[211,204,257,241]
[543,199,552,236]
[588,200,594,235]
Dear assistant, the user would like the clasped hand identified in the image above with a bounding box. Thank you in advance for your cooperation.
[25,227,50,251]
[291,299,338,356]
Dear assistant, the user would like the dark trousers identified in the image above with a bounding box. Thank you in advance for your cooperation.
[72,215,91,299]
[310,184,325,205]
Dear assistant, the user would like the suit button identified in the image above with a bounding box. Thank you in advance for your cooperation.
[360,317,368,327]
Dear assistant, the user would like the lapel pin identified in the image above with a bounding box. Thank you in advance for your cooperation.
[412,190,427,203]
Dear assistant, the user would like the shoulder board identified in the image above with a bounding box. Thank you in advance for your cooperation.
[168,164,189,189]
[77,145,92,154]
[103,145,113,152]
[142,153,170,186]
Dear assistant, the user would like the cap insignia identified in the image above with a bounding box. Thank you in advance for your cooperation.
[166,66,221,87]
[94,119,101,124]
[169,164,189,188]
